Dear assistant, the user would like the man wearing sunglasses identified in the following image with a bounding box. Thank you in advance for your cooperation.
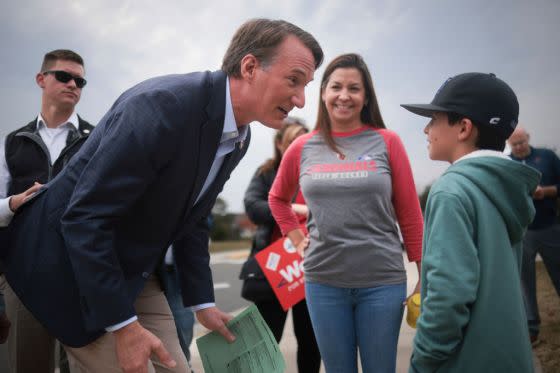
[0,49,94,373]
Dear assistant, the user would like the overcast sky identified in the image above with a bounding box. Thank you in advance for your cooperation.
[2,0,558,212]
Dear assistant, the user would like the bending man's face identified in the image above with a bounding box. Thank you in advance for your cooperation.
[250,35,316,129]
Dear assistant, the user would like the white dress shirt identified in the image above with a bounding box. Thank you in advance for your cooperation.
[0,113,79,227]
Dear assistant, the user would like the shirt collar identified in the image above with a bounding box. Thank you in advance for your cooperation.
[37,112,79,131]
[222,78,248,143]
[454,149,511,164]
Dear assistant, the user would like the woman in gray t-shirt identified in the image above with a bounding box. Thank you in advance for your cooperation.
[270,54,423,373]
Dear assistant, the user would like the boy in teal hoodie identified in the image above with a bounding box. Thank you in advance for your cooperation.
[402,73,540,373]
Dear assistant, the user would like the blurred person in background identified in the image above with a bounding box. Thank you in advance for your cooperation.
[508,126,560,345]
[240,118,321,373]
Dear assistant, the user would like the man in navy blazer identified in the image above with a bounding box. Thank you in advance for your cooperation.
[0,18,323,372]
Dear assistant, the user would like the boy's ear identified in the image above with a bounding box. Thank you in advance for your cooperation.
[457,118,477,143]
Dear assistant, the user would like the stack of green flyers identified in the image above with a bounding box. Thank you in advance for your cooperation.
[196,304,286,373]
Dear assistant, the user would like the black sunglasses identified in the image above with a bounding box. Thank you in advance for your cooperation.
[43,70,87,88]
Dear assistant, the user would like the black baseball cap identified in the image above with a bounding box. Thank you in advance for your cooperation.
[401,72,519,139]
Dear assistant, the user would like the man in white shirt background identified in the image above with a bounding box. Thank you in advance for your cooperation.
[0,49,94,373]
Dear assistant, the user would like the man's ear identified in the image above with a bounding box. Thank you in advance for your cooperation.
[36,73,45,88]
[239,54,258,81]
[457,118,476,142]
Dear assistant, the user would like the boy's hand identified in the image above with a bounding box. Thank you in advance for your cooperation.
[404,280,421,305]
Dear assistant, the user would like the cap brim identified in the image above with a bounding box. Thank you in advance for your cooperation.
[400,104,451,118]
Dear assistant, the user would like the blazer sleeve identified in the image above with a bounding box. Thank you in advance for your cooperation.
[173,215,214,306]
[61,89,184,331]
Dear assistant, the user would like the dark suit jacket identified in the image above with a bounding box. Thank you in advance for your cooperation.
[0,70,250,347]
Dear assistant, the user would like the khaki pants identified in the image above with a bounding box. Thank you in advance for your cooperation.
[0,275,56,373]
[64,276,190,373]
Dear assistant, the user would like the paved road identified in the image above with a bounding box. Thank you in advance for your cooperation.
[208,251,251,314]
[193,251,543,373]
[1,249,543,373]
[190,250,417,373]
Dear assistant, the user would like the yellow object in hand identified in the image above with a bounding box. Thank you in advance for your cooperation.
[406,293,421,328]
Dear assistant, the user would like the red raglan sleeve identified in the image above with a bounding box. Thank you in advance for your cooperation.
[269,133,309,235]
[381,130,424,262]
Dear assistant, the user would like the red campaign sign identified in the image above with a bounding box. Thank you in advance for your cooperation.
[255,237,305,311]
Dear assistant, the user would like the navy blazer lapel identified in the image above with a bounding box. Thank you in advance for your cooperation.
[186,71,227,209]
[213,136,249,192]
[188,132,250,220]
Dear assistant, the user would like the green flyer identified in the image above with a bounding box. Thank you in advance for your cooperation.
[196,304,285,373]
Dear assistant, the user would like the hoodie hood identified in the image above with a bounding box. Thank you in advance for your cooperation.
[445,156,540,244]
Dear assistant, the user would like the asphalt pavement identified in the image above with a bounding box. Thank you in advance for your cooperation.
[191,250,542,373]
[190,250,418,373]
[0,249,542,373]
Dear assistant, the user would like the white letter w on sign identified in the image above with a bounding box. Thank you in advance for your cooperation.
[279,260,303,282]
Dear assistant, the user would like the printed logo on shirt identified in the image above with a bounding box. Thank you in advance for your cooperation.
[357,154,374,161]
[305,160,377,180]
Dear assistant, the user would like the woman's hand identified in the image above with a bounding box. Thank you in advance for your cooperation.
[295,235,310,257]
[287,228,309,257]
[291,203,309,218]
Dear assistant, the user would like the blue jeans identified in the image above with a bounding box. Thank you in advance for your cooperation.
[159,263,195,363]
[305,281,405,373]
[521,224,560,337]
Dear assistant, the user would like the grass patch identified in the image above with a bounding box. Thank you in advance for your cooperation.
[534,261,560,372]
